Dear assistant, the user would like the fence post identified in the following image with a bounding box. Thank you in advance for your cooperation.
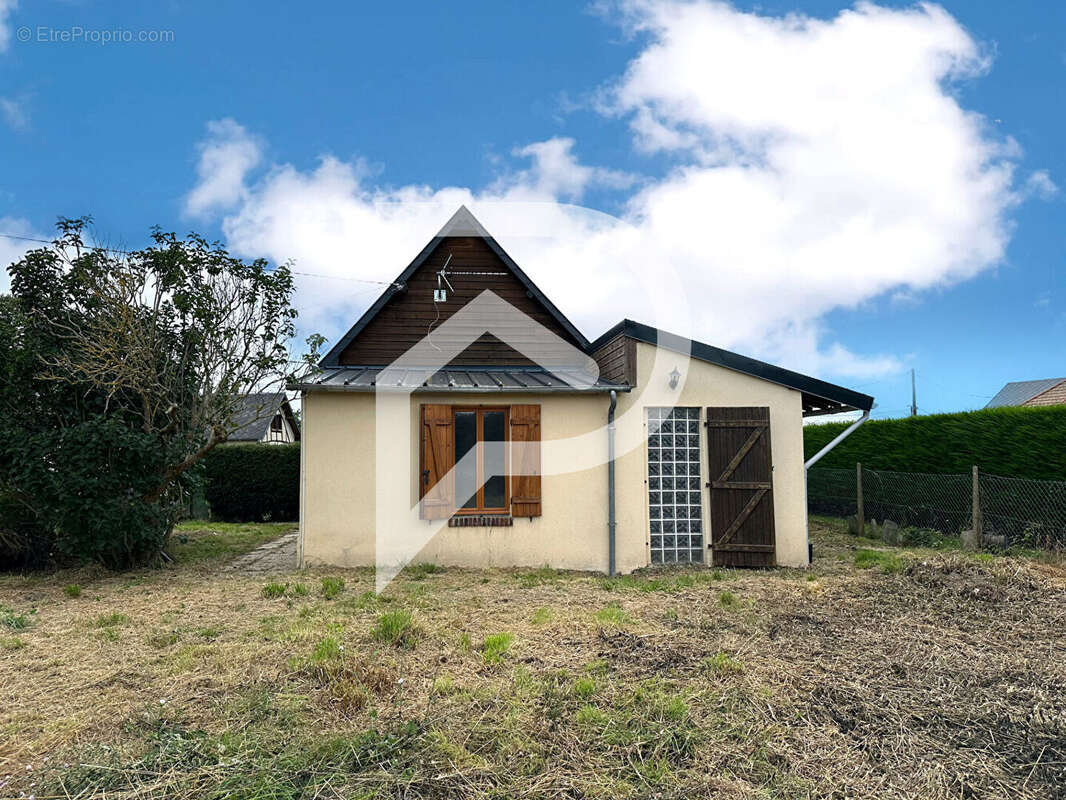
[856,462,865,537]
[972,465,983,547]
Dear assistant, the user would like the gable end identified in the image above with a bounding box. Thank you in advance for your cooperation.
[319,208,590,369]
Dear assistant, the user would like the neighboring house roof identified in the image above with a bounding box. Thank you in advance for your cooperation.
[303,366,629,394]
[589,320,875,416]
[318,206,590,368]
[986,378,1066,408]
[228,393,300,441]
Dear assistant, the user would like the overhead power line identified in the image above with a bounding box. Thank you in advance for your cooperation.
[0,230,401,287]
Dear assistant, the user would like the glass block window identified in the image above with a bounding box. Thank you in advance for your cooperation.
[647,407,704,564]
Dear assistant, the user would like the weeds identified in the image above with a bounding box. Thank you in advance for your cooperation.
[313,635,342,661]
[572,677,596,699]
[481,632,514,663]
[432,675,457,696]
[321,577,345,599]
[148,630,179,649]
[43,719,422,798]
[370,610,417,647]
[704,651,744,675]
[516,565,562,587]
[291,582,310,597]
[406,562,444,580]
[595,603,632,626]
[531,606,552,624]
[601,569,731,593]
[1,609,30,630]
[93,612,129,628]
[854,548,904,573]
[262,581,287,598]
[64,584,82,598]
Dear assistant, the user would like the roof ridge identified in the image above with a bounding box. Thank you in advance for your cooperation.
[317,206,590,368]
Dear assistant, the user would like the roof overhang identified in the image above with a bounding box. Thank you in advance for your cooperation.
[589,320,874,417]
[297,366,631,394]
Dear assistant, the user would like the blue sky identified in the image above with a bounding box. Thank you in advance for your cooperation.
[0,0,1063,418]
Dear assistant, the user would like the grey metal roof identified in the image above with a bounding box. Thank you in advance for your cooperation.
[986,378,1066,408]
[299,367,630,394]
[228,393,299,441]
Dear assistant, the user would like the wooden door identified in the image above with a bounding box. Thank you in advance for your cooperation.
[706,407,776,567]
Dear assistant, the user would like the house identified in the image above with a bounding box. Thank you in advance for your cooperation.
[985,378,1066,409]
[297,207,873,574]
[228,393,301,444]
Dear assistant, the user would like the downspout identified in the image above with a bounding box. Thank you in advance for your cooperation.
[298,389,307,568]
[803,409,871,563]
[805,410,871,470]
[607,390,618,576]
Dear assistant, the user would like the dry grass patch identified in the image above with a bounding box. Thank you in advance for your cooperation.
[0,520,1063,799]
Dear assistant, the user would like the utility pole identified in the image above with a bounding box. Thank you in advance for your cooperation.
[910,368,917,417]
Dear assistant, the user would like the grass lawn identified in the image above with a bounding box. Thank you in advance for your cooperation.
[169,520,295,565]
[0,518,1064,799]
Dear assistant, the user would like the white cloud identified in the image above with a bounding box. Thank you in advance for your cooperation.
[0,0,16,53]
[185,1,1043,382]
[0,97,26,130]
[1024,170,1058,200]
[494,138,634,200]
[183,118,263,219]
[0,216,40,295]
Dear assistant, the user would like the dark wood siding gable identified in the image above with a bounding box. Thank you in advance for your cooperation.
[591,333,636,386]
[338,237,579,367]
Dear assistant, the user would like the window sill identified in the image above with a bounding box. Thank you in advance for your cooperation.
[448,515,513,528]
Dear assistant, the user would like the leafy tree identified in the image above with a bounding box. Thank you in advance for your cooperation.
[0,218,316,567]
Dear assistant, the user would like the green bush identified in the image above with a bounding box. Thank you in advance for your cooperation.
[0,419,176,568]
[203,443,299,522]
[804,406,1066,480]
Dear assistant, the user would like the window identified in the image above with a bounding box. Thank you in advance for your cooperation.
[647,407,704,564]
[453,408,509,513]
[420,403,541,520]
[270,414,283,432]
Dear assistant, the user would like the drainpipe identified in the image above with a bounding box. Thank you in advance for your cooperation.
[805,410,870,470]
[607,390,618,576]
[803,409,871,564]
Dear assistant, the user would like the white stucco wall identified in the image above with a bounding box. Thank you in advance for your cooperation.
[300,344,810,572]
[611,342,808,570]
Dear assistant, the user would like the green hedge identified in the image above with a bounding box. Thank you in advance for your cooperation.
[203,443,299,522]
[803,406,1066,481]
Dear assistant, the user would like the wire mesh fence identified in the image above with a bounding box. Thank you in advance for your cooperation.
[980,472,1066,550]
[807,466,1066,550]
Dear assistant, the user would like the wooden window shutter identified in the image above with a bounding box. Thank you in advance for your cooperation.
[420,404,454,520]
[509,404,541,517]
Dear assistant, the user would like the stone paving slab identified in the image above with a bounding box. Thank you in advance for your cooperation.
[226,531,298,573]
